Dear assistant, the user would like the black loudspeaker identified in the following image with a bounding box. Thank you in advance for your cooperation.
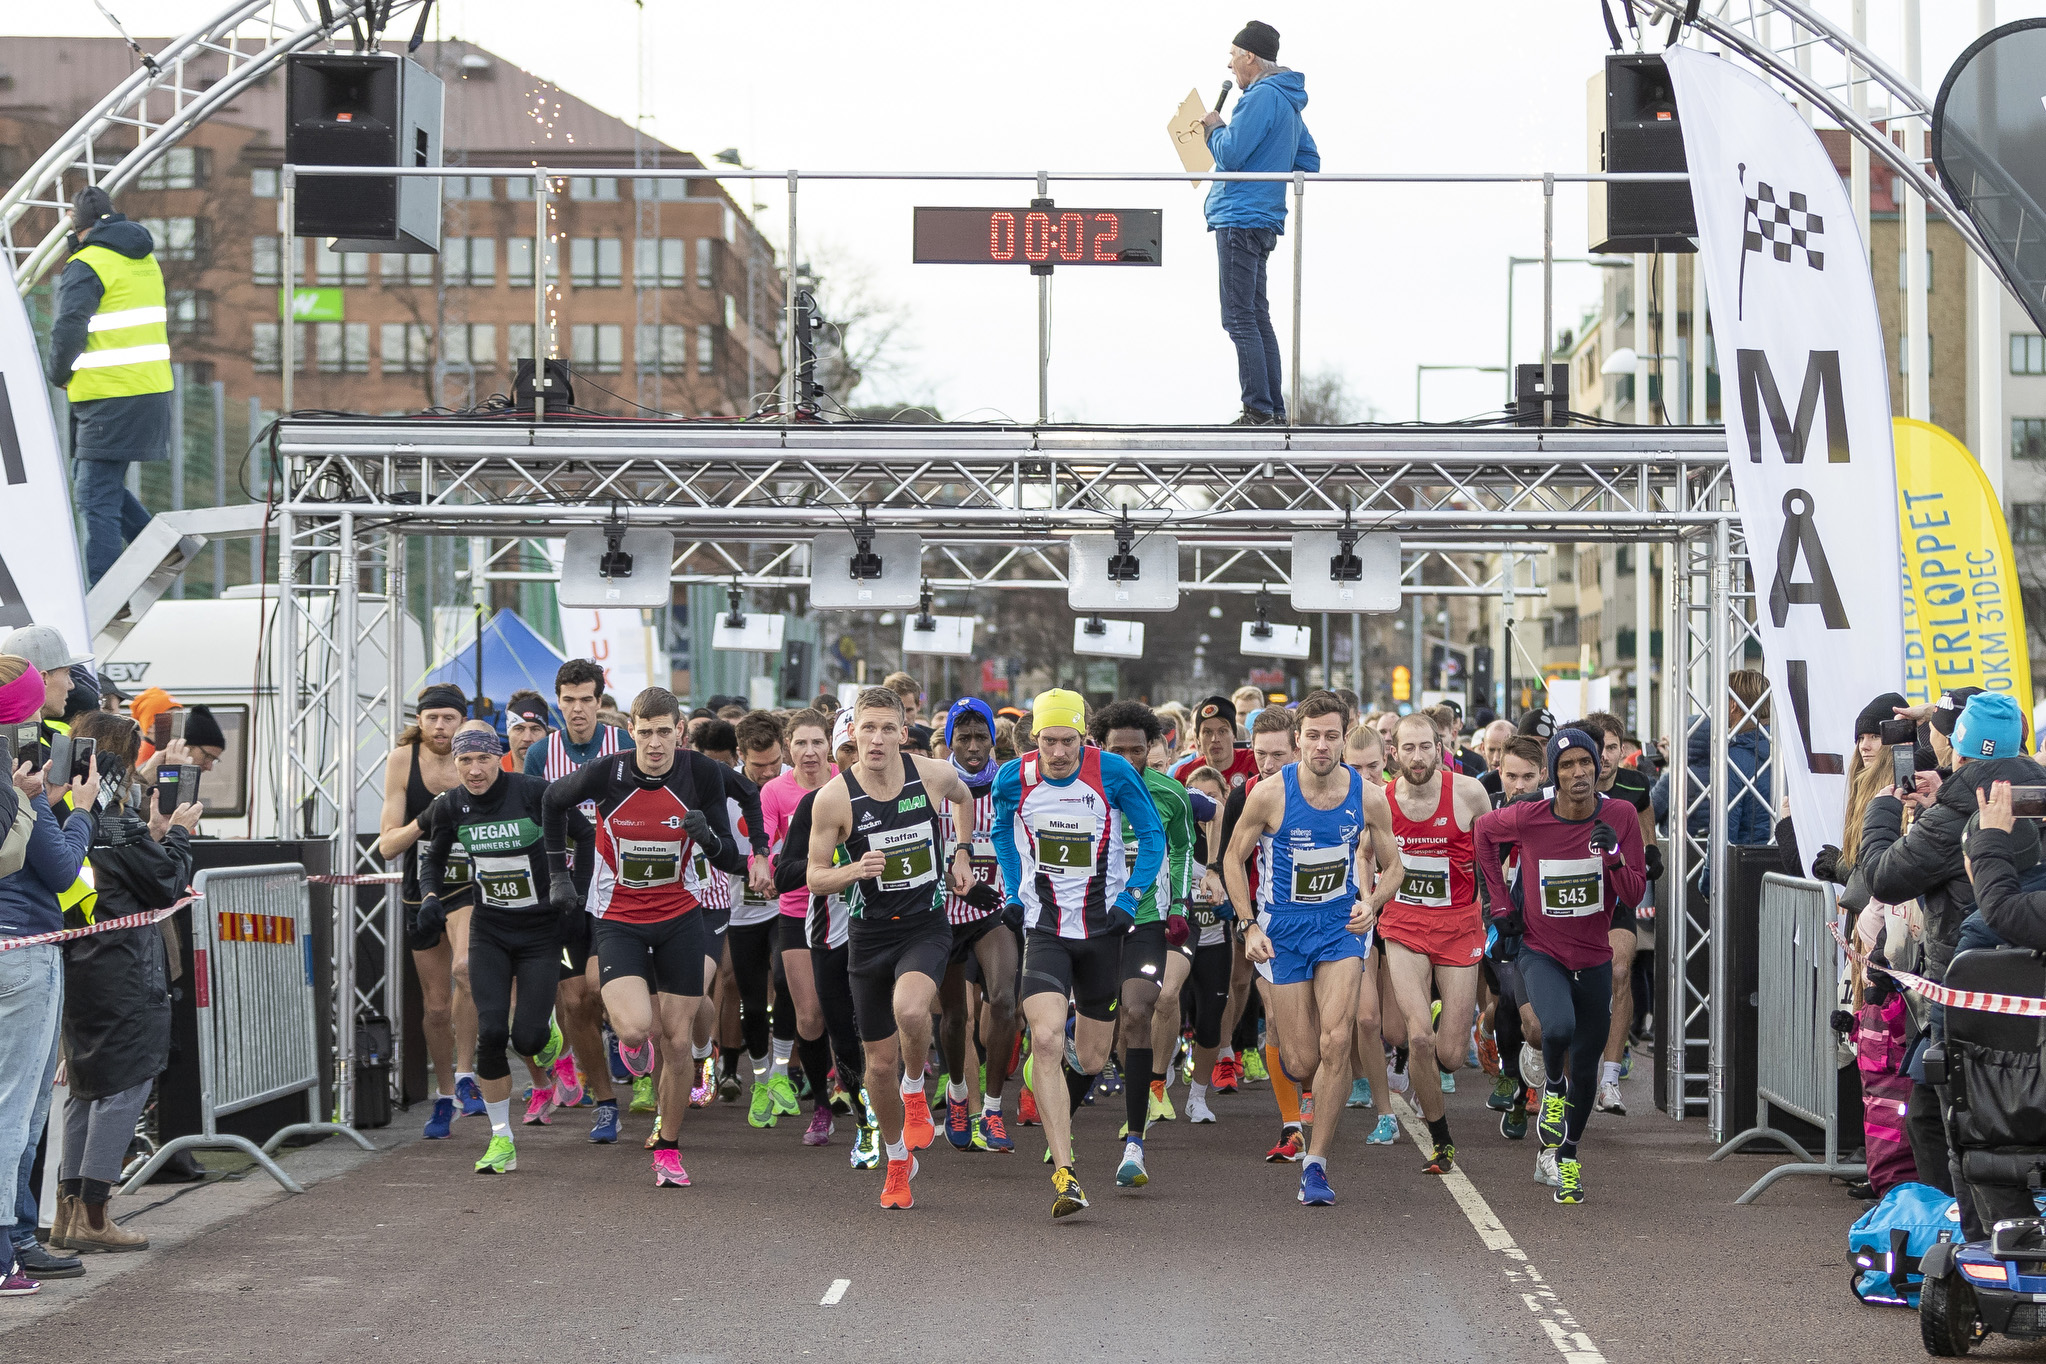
[513,358,574,412]
[1470,644,1494,703]
[1513,363,1571,426]
[1589,53,1698,254]
[286,51,443,253]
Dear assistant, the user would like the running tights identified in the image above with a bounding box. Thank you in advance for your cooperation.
[469,912,560,1081]
[1187,942,1231,1049]
[1519,948,1612,1154]
[1231,988,1264,1055]
[811,943,865,1090]
[727,921,794,1060]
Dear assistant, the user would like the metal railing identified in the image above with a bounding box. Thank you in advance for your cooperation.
[120,863,370,1195]
[1708,873,1865,1202]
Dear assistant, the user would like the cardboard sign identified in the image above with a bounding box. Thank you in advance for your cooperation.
[1169,88,1214,174]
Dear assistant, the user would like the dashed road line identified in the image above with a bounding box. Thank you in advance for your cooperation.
[819,1278,851,1307]
[1391,1095,1607,1364]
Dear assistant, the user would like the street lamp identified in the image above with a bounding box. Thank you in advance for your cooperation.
[1504,255,1630,404]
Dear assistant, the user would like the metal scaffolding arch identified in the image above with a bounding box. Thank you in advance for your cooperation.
[1,0,426,293]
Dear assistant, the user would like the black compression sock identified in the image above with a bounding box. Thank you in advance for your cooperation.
[719,1050,742,1082]
[796,1035,835,1111]
[1426,1116,1452,1149]
[1124,1047,1153,1138]
[653,1137,678,1151]
[1064,1062,1096,1116]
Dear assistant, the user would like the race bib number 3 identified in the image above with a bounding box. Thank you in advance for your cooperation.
[1397,854,1451,908]
[1289,844,1350,905]
[619,838,682,889]
[872,825,936,892]
[1538,857,1605,918]
[473,853,538,909]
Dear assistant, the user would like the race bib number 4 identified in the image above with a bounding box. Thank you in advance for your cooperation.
[1538,856,1605,918]
[1034,813,1097,871]
[1288,844,1350,905]
[872,825,936,892]
[473,853,538,909]
[619,838,683,889]
[1397,853,1451,908]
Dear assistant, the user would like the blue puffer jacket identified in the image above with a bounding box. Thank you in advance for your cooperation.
[1204,71,1319,232]
[1650,718,1774,845]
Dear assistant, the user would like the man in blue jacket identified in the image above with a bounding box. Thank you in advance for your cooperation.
[1201,20,1318,425]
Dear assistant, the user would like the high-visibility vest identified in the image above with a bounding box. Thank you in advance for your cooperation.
[40,717,98,922]
[65,243,174,404]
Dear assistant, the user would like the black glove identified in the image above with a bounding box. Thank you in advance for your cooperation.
[1644,842,1665,883]
[1002,899,1025,930]
[965,882,1001,915]
[1489,928,1523,963]
[1105,900,1136,933]
[1811,844,1842,884]
[549,872,580,914]
[406,895,445,950]
[1494,905,1526,941]
[1588,821,1617,856]
[681,809,720,856]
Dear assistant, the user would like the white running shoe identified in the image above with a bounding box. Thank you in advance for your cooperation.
[1535,1147,1561,1188]
[1595,1080,1627,1115]
[1519,1043,1547,1094]
[1186,1090,1218,1124]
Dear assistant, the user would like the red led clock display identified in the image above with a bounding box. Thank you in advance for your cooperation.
[912,207,1163,265]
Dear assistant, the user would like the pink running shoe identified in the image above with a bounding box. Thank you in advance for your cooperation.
[550,1056,585,1109]
[652,1148,690,1187]
[523,1088,554,1125]
[689,1058,714,1109]
[619,1037,655,1078]
[803,1108,836,1146]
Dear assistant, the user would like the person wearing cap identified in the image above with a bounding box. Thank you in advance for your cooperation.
[45,186,175,586]
[1199,20,1318,425]
[993,687,1166,1219]
[1170,694,1258,790]
[501,690,552,773]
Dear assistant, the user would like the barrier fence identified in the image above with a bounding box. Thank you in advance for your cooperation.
[1708,873,1865,1203]
[120,863,370,1195]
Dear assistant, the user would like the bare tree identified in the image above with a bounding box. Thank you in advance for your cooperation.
[1294,366,1381,426]
[801,245,915,411]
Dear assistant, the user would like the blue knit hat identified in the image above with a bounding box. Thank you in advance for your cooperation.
[1547,726,1603,781]
[945,697,996,747]
[1952,691,2025,760]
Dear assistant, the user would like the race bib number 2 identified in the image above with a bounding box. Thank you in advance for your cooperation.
[1035,813,1096,871]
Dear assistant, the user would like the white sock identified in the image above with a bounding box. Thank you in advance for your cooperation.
[486,1098,512,1139]
[1601,1060,1622,1086]
[771,1039,792,1079]
[982,1093,1002,1116]
[1218,1044,1235,1061]
[947,1081,968,1104]
[456,1070,477,1089]
[900,1074,926,1097]
[749,1050,770,1081]
[692,1041,713,1061]
[1303,1153,1326,1172]
[884,1138,908,1162]
[437,1092,457,1102]
[1190,1082,1208,1106]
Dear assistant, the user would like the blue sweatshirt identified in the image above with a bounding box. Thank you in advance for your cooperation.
[0,797,96,937]
[990,749,1165,921]
[1204,70,1320,232]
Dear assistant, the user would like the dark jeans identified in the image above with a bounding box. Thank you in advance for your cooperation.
[1215,226,1284,419]
[72,457,152,585]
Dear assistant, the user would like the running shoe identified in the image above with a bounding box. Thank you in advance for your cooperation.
[1264,1126,1304,1163]
[803,1108,836,1147]
[1500,1097,1529,1142]
[1535,1147,1561,1188]
[1299,1090,1315,1122]
[652,1148,690,1188]
[423,1096,456,1139]
[474,1134,517,1174]
[617,1037,655,1079]
[1298,1162,1335,1206]
[1595,1080,1627,1116]
[1537,1089,1567,1148]
[549,1057,584,1110]
[747,1081,777,1129]
[589,1102,620,1144]
[689,1059,714,1109]
[523,1089,554,1125]
[630,1075,657,1114]
[1147,1080,1175,1124]
[1041,1144,1079,1166]
[1096,1060,1122,1098]
[973,1112,1014,1153]
[1486,1074,1520,1112]
[1619,1045,1634,1080]
[718,1071,743,1103]
[1367,1114,1399,1145]
[902,1092,936,1151]
[1422,1142,1457,1175]
[1051,1165,1089,1219]
[537,1017,566,1069]
[644,1120,663,1150]
[1387,1047,1411,1094]
[1439,1070,1456,1095]
[827,1075,855,1116]
[1116,1140,1149,1188]
[456,1075,487,1117]
[1477,1027,1501,1076]
[880,1155,917,1210]
[0,1265,41,1297]
[604,1027,629,1083]
[1017,1083,1041,1126]
[1241,1049,1269,1083]
[1346,1078,1373,1109]
[1519,1042,1547,1093]
[1212,1054,1242,1093]
[768,1073,802,1117]
[1555,1157,1584,1204]
[850,1123,881,1170]
[945,1094,973,1150]
[1185,1090,1217,1124]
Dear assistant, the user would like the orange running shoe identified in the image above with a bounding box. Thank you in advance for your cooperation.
[1477,1027,1502,1078]
[1213,1054,1242,1093]
[1264,1126,1304,1163]
[880,1155,918,1209]
[1018,1084,1041,1126]
[902,1091,936,1150]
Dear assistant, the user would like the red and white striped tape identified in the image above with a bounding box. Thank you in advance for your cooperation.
[1832,922,2046,1019]
[305,872,404,886]
[0,894,198,954]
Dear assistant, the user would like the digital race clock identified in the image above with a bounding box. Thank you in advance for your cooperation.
[912,207,1163,266]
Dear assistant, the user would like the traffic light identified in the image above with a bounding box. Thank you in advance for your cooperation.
[1391,665,1412,703]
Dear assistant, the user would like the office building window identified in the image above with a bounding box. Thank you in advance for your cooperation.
[505,237,555,286]
[137,147,207,190]
[1897,335,1933,378]
[635,324,693,373]
[2015,334,2046,376]
[724,294,738,331]
[649,177,696,201]
[568,177,619,201]
[138,216,205,264]
[443,237,496,287]
[2015,418,2046,462]
[1898,249,1934,290]
[314,239,369,286]
[447,176,494,201]
[570,323,622,374]
[696,237,716,288]
[252,235,281,285]
[250,167,279,198]
[380,323,432,374]
[697,323,715,374]
[443,324,497,370]
[166,290,212,336]
[508,324,536,364]
[2013,503,2046,545]
[569,237,622,288]
[634,238,687,287]
[380,252,435,286]
[251,323,307,373]
[314,321,370,373]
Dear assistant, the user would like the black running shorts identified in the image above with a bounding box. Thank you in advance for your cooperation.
[594,912,707,997]
[1021,927,1122,1022]
[1120,920,1171,987]
[847,911,952,1043]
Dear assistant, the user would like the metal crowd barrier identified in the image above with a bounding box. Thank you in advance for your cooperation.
[1708,873,1866,1202]
[121,864,371,1195]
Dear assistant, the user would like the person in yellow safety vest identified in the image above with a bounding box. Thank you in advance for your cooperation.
[45,185,175,587]
[0,626,100,919]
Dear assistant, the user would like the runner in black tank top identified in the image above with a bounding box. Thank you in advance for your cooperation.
[403,741,476,922]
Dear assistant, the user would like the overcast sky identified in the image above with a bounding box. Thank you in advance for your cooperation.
[17,1,2040,424]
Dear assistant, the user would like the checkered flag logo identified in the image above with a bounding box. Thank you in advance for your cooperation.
[1736,162,1825,319]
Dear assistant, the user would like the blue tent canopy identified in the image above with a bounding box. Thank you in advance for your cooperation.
[417,609,566,727]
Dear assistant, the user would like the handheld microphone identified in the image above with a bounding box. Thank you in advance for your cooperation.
[1214,81,1232,113]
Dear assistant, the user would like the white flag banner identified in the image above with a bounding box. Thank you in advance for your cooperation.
[0,259,90,654]
[1665,45,1903,855]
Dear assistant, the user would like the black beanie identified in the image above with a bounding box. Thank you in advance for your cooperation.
[1517,707,1556,740]
[184,704,227,751]
[71,185,115,231]
[1233,20,1279,61]
[1854,692,1907,739]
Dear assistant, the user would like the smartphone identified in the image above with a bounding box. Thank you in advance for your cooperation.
[1877,716,1917,792]
[155,764,185,817]
[169,710,187,743]
[45,735,70,787]
[2008,786,2046,818]
[65,737,95,783]
[14,722,44,769]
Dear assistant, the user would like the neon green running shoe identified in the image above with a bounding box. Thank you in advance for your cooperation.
[1147,1081,1175,1125]
[850,1122,881,1169]
[768,1073,801,1117]
[1537,1089,1567,1148]
[1554,1156,1585,1205]
[1241,1049,1268,1083]
[536,1018,565,1069]
[748,1081,778,1128]
[630,1075,657,1113]
[474,1134,516,1174]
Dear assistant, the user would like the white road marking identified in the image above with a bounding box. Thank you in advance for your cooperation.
[819,1278,851,1307]
[1391,1095,1606,1364]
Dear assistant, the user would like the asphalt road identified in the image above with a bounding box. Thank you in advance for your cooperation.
[0,1062,1998,1363]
